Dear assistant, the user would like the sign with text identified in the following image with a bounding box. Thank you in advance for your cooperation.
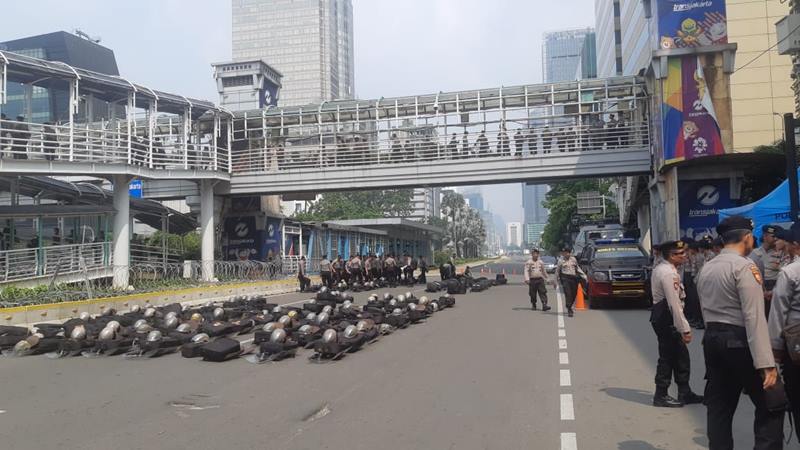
[679,179,735,239]
[658,0,727,49]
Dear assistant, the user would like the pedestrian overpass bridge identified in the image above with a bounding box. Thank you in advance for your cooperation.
[0,51,653,288]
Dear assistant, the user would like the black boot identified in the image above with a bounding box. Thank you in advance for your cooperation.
[542,304,552,312]
[678,391,703,405]
[653,393,683,408]
[567,308,573,317]
[531,303,537,310]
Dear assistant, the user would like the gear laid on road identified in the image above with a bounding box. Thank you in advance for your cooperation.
[0,277,497,365]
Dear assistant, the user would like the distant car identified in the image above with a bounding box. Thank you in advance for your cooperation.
[541,255,557,274]
[579,238,649,308]
[572,223,625,256]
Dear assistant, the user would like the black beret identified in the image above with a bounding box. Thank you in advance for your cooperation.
[716,216,754,235]
[712,236,724,247]
[762,224,784,235]
[561,246,572,252]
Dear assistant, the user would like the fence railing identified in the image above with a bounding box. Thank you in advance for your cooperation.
[0,242,110,283]
[0,118,230,172]
[229,120,650,174]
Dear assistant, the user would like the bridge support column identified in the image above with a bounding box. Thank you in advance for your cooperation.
[112,174,130,290]
[200,179,215,282]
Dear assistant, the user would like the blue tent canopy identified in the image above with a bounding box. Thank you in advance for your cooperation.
[718,168,798,239]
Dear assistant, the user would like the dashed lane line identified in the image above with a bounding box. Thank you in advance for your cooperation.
[561,432,578,450]
[560,369,572,387]
[559,352,569,365]
[560,394,575,420]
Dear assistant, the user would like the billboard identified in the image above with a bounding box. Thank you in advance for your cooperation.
[658,0,727,49]
[260,79,280,108]
[263,217,282,260]
[661,55,725,165]
[678,179,736,239]
[224,216,262,261]
[129,179,143,198]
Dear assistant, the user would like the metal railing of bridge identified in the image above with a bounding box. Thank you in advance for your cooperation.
[0,241,110,283]
[227,76,650,174]
[0,117,230,172]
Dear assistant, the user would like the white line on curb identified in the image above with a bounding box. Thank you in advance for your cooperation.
[561,432,577,450]
[560,394,575,420]
[560,369,572,387]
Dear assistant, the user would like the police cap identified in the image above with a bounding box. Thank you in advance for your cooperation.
[763,224,784,235]
[561,246,572,253]
[660,240,686,255]
[531,248,540,254]
[775,228,793,242]
[716,216,754,236]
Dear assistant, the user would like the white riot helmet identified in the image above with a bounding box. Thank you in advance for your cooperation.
[106,321,121,331]
[135,321,153,333]
[144,307,156,318]
[263,322,282,333]
[383,293,391,301]
[13,339,32,354]
[396,295,406,303]
[270,328,287,343]
[131,304,142,313]
[405,291,412,299]
[278,315,292,327]
[70,325,87,340]
[322,305,333,315]
[299,324,313,334]
[419,296,429,305]
[356,319,374,332]
[164,316,179,329]
[306,312,317,322]
[79,312,91,321]
[191,333,210,343]
[343,325,358,339]
[213,308,225,320]
[99,327,116,341]
[431,302,439,311]
[165,311,178,321]
[322,329,337,343]
[392,308,403,316]
[176,323,192,333]
[146,330,163,343]
[316,312,330,325]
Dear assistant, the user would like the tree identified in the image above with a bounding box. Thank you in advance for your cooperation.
[438,191,486,258]
[293,189,413,221]
[540,179,619,254]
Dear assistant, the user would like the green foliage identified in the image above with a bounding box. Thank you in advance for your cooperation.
[143,231,201,260]
[438,191,486,258]
[541,179,619,255]
[433,250,453,266]
[293,190,414,221]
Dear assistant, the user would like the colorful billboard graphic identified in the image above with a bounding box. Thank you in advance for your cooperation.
[658,0,728,49]
[661,55,725,164]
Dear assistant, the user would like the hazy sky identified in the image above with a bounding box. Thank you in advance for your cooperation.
[1,0,596,224]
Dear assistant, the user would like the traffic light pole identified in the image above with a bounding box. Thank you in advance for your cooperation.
[784,113,800,221]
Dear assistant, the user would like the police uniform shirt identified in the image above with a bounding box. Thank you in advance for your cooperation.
[763,249,784,281]
[557,256,586,278]
[651,261,691,333]
[320,259,331,272]
[524,258,547,282]
[749,246,767,279]
[768,259,800,351]
[351,257,361,270]
[696,248,775,369]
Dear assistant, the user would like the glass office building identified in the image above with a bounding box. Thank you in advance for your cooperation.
[232,0,355,107]
[542,28,594,83]
[0,31,120,123]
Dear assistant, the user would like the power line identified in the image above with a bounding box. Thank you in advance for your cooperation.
[733,20,800,74]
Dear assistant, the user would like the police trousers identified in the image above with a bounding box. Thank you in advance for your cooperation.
[780,347,800,443]
[652,324,690,393]
[528,278,548,306]
[683,272,703,325]
[561,275,578,310]
[703,323,784,450]
[321,271,332,288]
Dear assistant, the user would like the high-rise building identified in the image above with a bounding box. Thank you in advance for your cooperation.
[231,0,355,107]
[0,31,120,123]
[462,189,485,212]
[407,187,441,222]
[522,184,549,247]
[595,0,793,151]
[542,28,595,83]
[506,222,523,248]
[574,31,598,80]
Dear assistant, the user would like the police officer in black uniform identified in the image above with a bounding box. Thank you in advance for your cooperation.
[696,216,783,450]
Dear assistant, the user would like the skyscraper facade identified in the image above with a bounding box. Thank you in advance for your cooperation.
[231,0,355,107]
[522,184,549,247]
[542,28,595,83]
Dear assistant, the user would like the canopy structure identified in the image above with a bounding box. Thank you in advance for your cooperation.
[718,167,798,239]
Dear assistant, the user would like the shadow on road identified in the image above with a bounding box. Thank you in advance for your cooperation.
[510,307,534,311]
[617,440,662,450]
[600,387,653,406]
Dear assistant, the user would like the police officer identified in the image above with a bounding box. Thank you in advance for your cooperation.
[556,246,586,317]
[649,240,703,407]
[768,222,800,435]
[319,254,333,288]
[696,216,783,449]
[751,225,784,313]
[524,249,551,311]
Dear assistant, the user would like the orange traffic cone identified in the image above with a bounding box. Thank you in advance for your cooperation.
[574,286,587,311]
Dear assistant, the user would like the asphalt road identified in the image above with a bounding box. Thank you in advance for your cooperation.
[0,257,786,449]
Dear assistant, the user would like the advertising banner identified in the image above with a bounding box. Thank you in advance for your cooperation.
[128,179,143,198]
[658,0,728,49]
[224,216,262,261]
[260,80,280,108]
[263,217,282,260]
[679,179,736,239]
[662,55,725,164]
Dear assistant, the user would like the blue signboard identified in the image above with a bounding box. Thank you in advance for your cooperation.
[224,216,262,261]
[129,179,143,198]
[679,179,736,239]
[657,0,728,50]
[263,217,282,260]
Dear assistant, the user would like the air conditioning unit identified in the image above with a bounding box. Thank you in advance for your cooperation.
[777,14,800,55]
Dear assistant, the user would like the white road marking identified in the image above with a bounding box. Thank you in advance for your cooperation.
[558,329,566,337]
[560,369,572,387]
[560,432,578,450]
[560,394,575,420]
[558,339,568,349]
[559,352,569,365]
